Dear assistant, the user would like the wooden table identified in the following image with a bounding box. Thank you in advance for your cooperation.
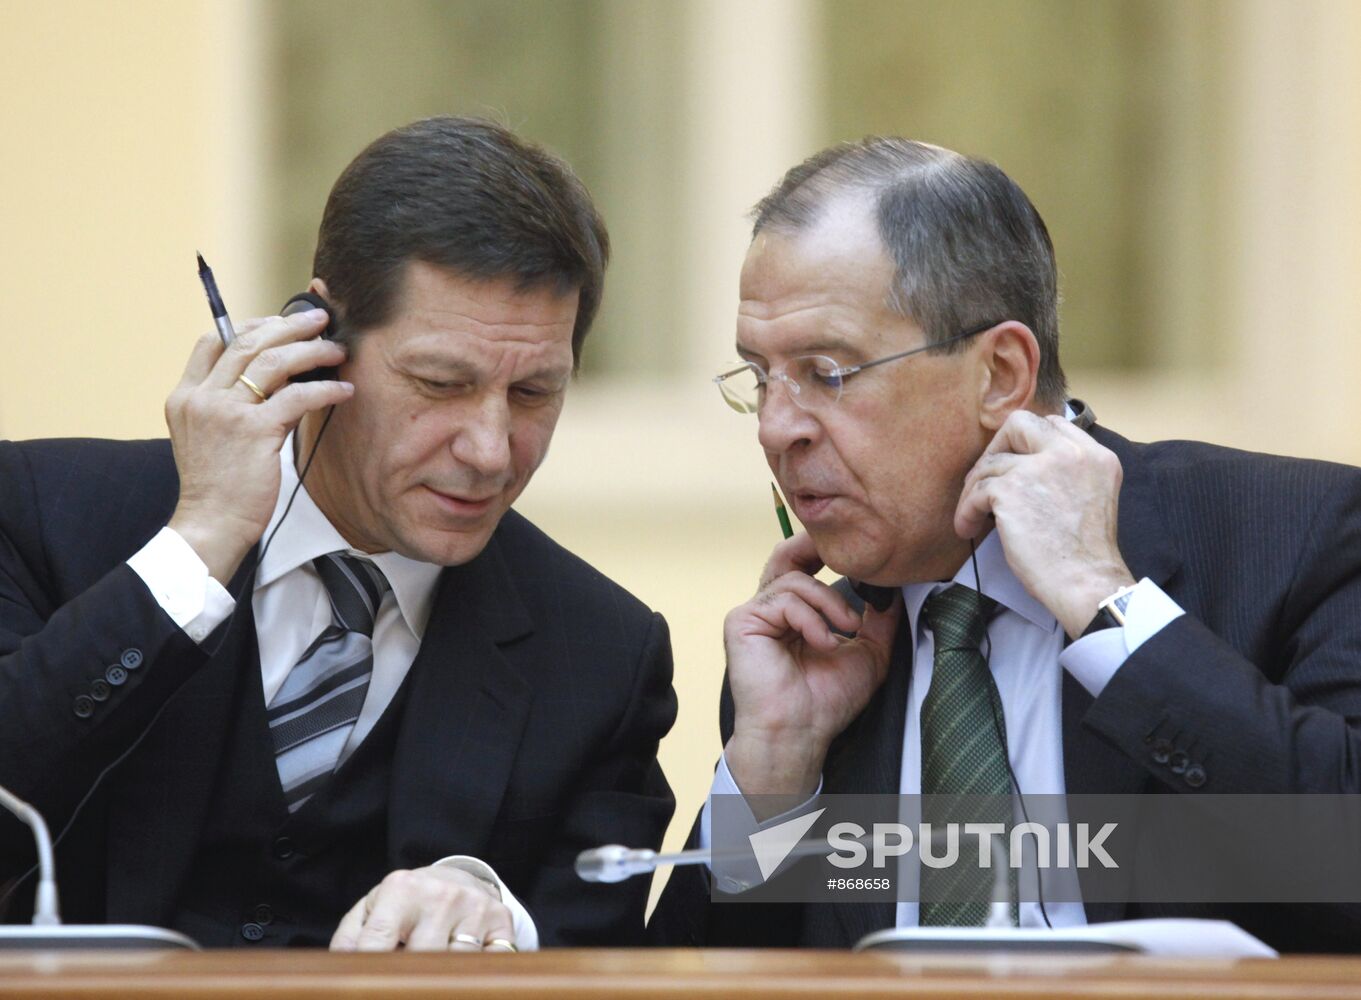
[2,949,1360,999]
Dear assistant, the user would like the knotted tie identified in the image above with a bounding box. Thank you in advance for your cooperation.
[268,553,390,813]
[919,583,1017,926]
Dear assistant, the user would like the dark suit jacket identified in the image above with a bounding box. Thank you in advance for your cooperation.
[0,438,676,945]
[650,423,1361,953]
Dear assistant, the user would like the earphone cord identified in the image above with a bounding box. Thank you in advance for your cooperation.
[968,537,1054,929]
[0,408,335,914]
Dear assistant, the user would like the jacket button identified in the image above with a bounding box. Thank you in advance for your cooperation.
[240,922,265,942]
[73,695,95,719]
[1184,764,1207,788]
[105,664,129,686]
[272,836,295,860]
[89,679,112,702]
[1151,739,1173,765]
[120,648,144,670]
[1169,750,1189,774]
[253,904,274,925]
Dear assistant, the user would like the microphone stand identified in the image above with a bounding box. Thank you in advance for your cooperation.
[0,783,197,950]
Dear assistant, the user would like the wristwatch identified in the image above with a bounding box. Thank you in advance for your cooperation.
[1080,583,1139,638]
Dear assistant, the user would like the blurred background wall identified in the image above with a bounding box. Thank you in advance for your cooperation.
[2,0,1359,908]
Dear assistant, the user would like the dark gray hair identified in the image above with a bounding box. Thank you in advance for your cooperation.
[751,137,1066,405]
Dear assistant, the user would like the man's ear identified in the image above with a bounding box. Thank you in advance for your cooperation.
[307,276,331,301]
[978,321,1041,431]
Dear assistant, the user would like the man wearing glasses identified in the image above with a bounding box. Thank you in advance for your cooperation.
[649,137,1361,952]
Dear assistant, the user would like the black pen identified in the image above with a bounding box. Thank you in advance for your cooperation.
[196,252,235,347]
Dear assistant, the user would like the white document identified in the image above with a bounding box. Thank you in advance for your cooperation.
[855,918,1277,958]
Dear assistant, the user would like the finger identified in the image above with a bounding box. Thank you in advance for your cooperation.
[981,409,1059,459]
[205,308,332,388]
[259,378,355,427]
[329,896,369,952]
[447,906,510,953]
[238,338,348,397]
[354,888,420,952]
[763,572,864,634]
[180,317,279,387]
[960,450,1023,499]
[955,476,1000,541]
[759,531,824,590]
[404,904,462,953]
[179,330,227,388]
[1043,410,1093,443]
[231,315,273,339]
[480,907,516,953]
[447,911,487,953]
[746,591,842,652]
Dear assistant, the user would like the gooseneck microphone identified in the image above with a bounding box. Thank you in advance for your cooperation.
[0,782,197,949]
[575,845,711,883]
[0,785,58,926]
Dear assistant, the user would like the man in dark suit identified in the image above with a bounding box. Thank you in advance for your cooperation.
[650,137,1361,952]
[0,117,675,951]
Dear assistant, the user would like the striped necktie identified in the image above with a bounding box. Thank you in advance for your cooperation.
[267,552,390,813]
[919,583,1018,926]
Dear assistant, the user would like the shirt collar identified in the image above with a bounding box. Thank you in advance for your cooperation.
[899,529,1056,644]
[255,433,443,638]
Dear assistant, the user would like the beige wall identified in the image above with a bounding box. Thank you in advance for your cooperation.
[0,0,266,442]
[3,0,1361,910]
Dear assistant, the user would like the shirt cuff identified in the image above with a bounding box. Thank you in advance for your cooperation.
[434,855,538,951]
[126,527,235,643]
[1059,576,1185,696]
[699,753,823,892]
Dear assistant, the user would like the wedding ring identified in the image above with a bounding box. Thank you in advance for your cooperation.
[237,373,268,402]
[484,938,518,952]
[451,932,483,950]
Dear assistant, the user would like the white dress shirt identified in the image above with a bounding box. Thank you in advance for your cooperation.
[126,434,538,949]
[701,532,1183,930]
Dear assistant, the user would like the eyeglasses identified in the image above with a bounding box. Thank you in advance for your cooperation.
[714,320,1001,414]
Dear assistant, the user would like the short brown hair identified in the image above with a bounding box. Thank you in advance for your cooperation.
[313,116,609,366]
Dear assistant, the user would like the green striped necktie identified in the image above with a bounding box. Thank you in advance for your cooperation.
[919,583,1018,927]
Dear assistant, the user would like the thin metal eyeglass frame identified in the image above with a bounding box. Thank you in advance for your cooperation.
[714,318,1003,412]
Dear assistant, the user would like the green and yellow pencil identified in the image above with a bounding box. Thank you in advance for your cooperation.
[771,482,794,539]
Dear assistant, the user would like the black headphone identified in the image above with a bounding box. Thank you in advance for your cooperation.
[281,291,340,383]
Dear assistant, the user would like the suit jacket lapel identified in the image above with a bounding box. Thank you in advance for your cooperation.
[387,533,535,870]
[104,554,260,925]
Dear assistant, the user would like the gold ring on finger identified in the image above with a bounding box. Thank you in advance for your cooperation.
[484,938,517,952]
[237,373,268,402]
[451,932,483,949]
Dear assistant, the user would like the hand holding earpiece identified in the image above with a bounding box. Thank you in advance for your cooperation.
[955,410,1135,638]
[165,309,352,583]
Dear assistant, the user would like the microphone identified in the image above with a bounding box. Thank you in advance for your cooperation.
[575,832,837,885]
[0,785,58,926]
[0,783,197,950]
[575,845,710,883]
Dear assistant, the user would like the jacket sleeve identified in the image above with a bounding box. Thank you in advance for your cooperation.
[1081,470,1361,795]
[0,440,208,873]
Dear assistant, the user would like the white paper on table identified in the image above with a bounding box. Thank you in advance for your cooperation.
[855,919,1278,958]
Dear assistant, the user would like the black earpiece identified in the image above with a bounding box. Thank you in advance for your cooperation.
[281,291,340,383]
[850,579,896,613]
